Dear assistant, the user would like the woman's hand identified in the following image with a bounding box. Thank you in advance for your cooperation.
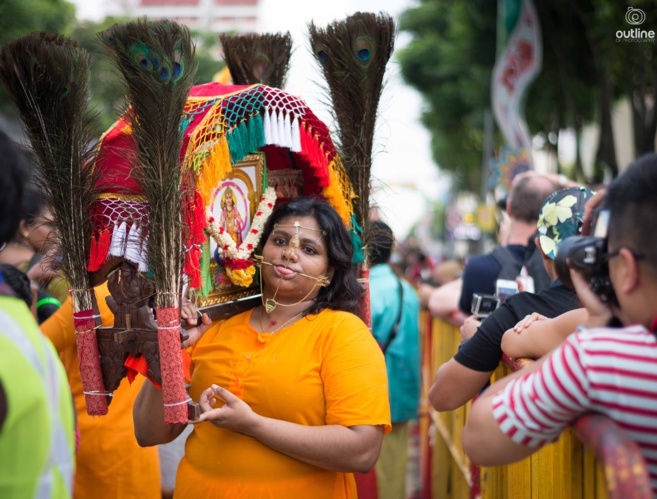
[181,312,212,348]
[195,384,259,434]
[512,312,547,333]
[460,315,481,340]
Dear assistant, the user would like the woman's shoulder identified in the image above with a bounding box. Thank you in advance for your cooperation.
[306,309,372,340]
[312,308,366,325]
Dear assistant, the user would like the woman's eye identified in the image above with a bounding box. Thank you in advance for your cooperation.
[302,246,317,255]
[273,237,287,246]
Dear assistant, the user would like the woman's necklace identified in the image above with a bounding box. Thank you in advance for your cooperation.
[257,307,305,334]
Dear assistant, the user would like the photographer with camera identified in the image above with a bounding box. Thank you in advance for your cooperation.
[458,172,556,316]
[461,155,657,494]
[428,187,593,411]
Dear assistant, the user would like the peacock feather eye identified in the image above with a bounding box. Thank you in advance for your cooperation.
[151,55,160,70]
[159,64,170,81]
[252,54,271,81]
[353,36,375,66]
[138,55,151,69]
[316,49,329,64]
[357,48,371,62]
[172,50,183,79]
[59,86,70,99]
[129,42,153,72]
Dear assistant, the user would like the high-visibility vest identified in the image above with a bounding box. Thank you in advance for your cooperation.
[0,295,75,498]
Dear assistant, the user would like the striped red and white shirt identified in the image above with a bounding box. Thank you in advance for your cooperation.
[493,324,657,493]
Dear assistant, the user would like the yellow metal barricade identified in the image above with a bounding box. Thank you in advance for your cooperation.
[419,311,651,499]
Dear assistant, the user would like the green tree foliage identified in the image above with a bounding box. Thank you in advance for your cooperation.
[398,0,498,192]
[71,19,225,132]
[0,0,76,112]
[0,3,225,133]
[0,0,75,45]
[399,0,657,188]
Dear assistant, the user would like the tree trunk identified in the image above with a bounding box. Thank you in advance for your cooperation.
[567,0,618,183]
[594,70,618,183]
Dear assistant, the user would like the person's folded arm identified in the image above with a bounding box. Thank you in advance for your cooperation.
[428,358,493,411]
[462,356,547,465]
[501,308,587,359]
[196,384,383,473]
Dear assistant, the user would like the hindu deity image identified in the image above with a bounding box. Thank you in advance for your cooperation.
[219,185,246,244]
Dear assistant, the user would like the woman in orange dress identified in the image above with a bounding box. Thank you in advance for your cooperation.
[42,283,161,498]
[134,197,391,498]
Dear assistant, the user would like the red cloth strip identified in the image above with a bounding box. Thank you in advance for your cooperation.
[73,310,108,415]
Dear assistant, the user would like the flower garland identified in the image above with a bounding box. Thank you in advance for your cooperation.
[206,186,277,287]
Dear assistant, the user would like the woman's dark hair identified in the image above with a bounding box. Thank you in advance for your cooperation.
[368,221,394,265]
[20,184,46,226]
[0,130,28,245]
[0,264,31,308]
[260,196,363,315]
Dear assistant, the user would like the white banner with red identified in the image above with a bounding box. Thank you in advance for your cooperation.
[491,0,542,154]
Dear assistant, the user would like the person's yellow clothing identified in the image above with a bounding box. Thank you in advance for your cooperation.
[41,283,161,499]
[176,308,391,498]
[0,296,75,498]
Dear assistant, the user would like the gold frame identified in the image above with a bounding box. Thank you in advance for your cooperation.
[196,153,265,308]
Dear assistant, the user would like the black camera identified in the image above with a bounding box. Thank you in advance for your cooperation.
[471,293,500,319]
[554,210,617,305]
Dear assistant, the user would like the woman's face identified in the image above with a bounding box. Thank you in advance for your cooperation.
[23,207,55,252]
[261,215,334,303]
[225,195,233,209]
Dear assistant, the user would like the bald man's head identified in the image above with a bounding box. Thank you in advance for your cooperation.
[509,174,557,223]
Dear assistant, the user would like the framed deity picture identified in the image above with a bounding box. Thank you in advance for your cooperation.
[195,153,265,309]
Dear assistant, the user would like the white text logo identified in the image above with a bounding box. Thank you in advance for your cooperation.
[617,8,654,42]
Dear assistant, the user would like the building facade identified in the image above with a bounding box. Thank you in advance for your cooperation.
[117,0,259,34]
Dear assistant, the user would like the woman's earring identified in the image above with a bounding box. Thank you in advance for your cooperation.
[316,275,330,287]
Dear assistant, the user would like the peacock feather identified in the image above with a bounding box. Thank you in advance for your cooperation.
[0,32,99,312]
[218,32,292,89]
[308,12,395,245]
[99,18,197,310]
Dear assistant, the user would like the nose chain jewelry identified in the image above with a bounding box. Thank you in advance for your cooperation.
[253,255,330,313]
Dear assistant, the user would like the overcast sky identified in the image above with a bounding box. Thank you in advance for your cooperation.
[68,0,448,240]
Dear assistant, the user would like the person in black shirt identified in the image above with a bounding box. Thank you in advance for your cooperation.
[459,173,556,314]
[430,187,594,411]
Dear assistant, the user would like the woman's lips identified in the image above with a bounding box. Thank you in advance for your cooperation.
[274,265,296,279]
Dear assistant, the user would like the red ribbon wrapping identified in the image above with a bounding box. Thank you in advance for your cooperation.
[156,306,189,424]
[73,310,108,415]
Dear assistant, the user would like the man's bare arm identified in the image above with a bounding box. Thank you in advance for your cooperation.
[428,358,493,412]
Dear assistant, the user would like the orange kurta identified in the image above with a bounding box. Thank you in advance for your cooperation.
[41,283,161,499]
[176,308,391,498]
